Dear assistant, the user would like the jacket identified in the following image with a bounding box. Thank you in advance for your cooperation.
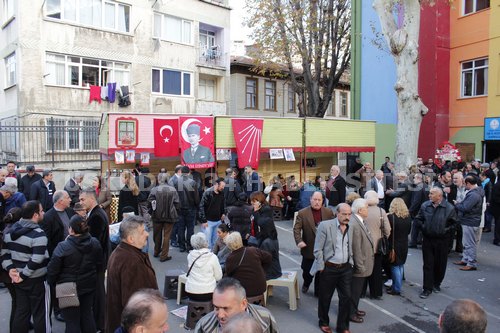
[168,175,200,210]
[40,207,75,256]
[29,179,56,211]
[293,206,334,260]
[1,218,49,280]
[350,214,375,277]
[414,199,458,238]
[387,214,412,265]
[489,181,500,216]
[260,238,282,280]
[5,191,26,212]
[364,206,391,254]
[186,249,223,294]
[199,187,225,222]
[225,246,271,297]
[135,174,153,202]
[97,186,112,217]
[194,303,279,333]
[118,185,139,221]
[223,176,242,207]
[47,233,103,295]
[455,186,485,227]
[227,201,252,237]
[148,184,180,223]
[311,218,354,275]
[251,205,277,242]
[244,171,261,195]
[87,206,110,267]
[106,241,158,333]
[326,175,346,206]
[20,173,42,200]
[64,178,81,207]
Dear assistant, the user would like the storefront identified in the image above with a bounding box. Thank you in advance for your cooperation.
[483,117,500,162]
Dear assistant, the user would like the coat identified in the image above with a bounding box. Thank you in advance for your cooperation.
[29,179,56,211]
[147,184,180,223]
[40,207,75,256]
[87,206,110,267]
[293,206,334,260]
[387,214,411,265]
[20,173,42,200]
[117,185,139,221]
[97,186,112,218]
[64,178,81,207]
[47,233,103,295]
[364,205,391,254]
[227,201,252,237]
[326,175,346,207]
[186,249,223,294]
[106,241,158,333]
[350,214,375,277]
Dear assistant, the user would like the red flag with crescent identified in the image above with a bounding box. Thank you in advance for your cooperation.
[179,116,216,169]
[232,119,264,169]
[154,118,179,157]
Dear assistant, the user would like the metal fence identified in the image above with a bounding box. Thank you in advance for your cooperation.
[0,117,101,167]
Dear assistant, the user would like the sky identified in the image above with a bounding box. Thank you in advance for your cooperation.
[229,0,253,43]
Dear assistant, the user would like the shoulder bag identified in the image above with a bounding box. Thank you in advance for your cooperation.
[388,214,397,264]
[186,252,209,277]
[56,249,86,309]
[377,208,389,256]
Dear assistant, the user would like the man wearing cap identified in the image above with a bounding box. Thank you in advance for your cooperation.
[29,169,56,212]
[20,165,42,200]
[182,124,214,164]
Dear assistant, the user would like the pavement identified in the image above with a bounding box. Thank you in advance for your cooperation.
[1,220,499,333]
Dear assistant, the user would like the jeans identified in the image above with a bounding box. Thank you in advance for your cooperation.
[178,209,196,250]
[390,265,404,292]
[203,220,221,250]
[141,225,150,254]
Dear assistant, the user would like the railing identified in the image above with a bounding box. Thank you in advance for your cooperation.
[197,45,226,68]
[0,117,101,168]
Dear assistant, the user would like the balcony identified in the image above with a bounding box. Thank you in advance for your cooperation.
[197,45,226,69]
[196,100,227,115]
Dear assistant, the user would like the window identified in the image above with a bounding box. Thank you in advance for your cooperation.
[463,0,489,15]
[45,0,130,33]
[45,52,130,87]
[116,118,137,146]
[246,78,258,109]
[2,0,15,23]
[461,58,488,97]
[153,12,192,44]
[4,53,16,87]
[199,78,215,100]
[46,118,99,152]
[340,91,348,117]
[265,81,276,111]
[288,85,295,113]
[152,68,192,96]
[200,29,216,49]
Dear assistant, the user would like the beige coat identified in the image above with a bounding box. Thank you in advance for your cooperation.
[365,205,391,254]
[351,214,375,277]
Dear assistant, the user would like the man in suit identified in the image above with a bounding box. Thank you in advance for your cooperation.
[349,198,374,324]
[243,165,261,196]
[40,190,74,321]
[64,171,84,208]
[326,165,346,211]
[293,191,334,295]
[30,169,56,211]
[370,170,386,208]
[182,124,214,163]
[311,203,353,333]
[79,187,110,332]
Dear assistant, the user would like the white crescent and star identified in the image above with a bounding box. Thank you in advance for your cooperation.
[159,125,173,143]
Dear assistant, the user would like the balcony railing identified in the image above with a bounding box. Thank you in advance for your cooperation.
[197,45,226,68]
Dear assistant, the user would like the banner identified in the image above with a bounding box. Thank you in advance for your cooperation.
[140,152,150,166]
[179,116,215,169]
[154,118,180,157]
[232,119,264,169]
[115,151,124,164]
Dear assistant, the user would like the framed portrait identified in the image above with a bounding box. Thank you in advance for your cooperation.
[125,150,136,163]
[116,117,138,147]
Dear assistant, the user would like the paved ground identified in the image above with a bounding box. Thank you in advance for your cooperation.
[1,219,499,333]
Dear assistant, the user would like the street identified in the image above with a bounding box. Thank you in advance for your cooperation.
[1,219,499,333]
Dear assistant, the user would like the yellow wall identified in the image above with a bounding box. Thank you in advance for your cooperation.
[487,3,500,117]
[449,5,489,132]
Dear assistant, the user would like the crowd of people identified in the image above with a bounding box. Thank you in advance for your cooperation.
[0,156,495,333]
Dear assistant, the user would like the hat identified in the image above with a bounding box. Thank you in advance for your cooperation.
[42,169,52,177]
[73,202,86,212]
[481,163,490,168]
[26,165,35,172]
[186,124,200,136]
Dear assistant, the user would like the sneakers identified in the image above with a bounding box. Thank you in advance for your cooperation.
[384,279,393,288]
[432,286,441,293]
[419,290,432,299]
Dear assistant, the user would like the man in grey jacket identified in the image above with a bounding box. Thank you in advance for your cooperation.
[1,200,50,332]
[311,203,354,333]
[454,176,485,271]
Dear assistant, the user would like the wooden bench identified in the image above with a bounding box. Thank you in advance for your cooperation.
[265,270,299,310]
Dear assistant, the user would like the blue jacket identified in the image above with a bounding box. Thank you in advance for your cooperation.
[455,186,485,227]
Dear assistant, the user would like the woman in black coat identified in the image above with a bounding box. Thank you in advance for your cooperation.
[117,170,139,221]
[47,215,103,333]
[227,192,252,242]
[386,198,412,296]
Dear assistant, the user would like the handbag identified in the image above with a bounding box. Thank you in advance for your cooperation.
[377,208,389,256]
[186,252,209,277]
[56,282,79,309]
[388,215,397,264]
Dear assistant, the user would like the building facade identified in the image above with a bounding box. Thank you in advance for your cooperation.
[0,0,230,168]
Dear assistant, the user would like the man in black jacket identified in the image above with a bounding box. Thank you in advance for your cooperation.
[20,165,42,200]
[414,187,457,299]
[63,171,84,208]
[326,165,346,212]
[30,169,56,211]
[199,177,226,250]
[224,168,242,208]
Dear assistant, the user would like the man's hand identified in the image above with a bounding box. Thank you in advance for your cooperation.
[9,269,21,283]
[443,187,451,194]
[297,241,307,249]
[287,196,292,201]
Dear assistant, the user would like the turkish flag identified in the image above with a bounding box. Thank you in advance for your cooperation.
[179,116,215,169]
[154,118,179,157]
[232,119,264,169]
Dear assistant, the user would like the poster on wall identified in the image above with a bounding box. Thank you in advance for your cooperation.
[284,149,296,161]
[126,150,136,163]
[153,118,180,157]
[269,149,284,160]
[231,119,264,169]
[179,116,215,169]
[140,152,150,166]
[216,149,232,161]
[115,151,125,164]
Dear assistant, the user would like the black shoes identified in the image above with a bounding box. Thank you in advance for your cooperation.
[302,285,309,293]
[419,290,431,299]
[432,286,441,293]
[386,289,401,296]
[55,313,65,322]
